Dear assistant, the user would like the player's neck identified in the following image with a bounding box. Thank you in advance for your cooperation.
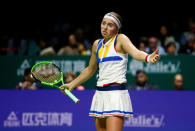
[103,35,115,44]
[103,37,111,43]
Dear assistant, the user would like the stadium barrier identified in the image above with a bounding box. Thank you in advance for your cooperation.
[0,55,195,90]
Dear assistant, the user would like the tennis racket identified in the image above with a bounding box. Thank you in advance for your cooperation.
[31,61,80,104]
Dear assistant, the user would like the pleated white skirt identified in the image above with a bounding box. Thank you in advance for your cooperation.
[89,90,133,118]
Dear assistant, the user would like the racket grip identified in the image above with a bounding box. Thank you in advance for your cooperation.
[64,89,80,104]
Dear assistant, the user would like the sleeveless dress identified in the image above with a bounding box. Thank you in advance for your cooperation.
[89,35,133,118]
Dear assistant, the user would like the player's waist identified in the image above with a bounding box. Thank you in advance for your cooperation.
[97,76,127,87]
[96,83,127,91]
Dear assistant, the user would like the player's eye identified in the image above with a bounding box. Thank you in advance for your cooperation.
[102,21,106,25]
[108,23,113,28]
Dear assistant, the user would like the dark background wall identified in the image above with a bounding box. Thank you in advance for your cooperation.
[0,3,194,45]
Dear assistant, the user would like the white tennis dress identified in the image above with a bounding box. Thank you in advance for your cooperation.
[89,34,133,118]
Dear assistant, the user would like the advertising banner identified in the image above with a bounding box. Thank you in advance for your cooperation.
[1,55,195,90]
[0,90,195,131]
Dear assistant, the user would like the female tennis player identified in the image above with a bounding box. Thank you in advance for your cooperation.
[61,12,160,131]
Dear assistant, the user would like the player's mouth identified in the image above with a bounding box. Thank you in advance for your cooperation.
[103,31,107,35]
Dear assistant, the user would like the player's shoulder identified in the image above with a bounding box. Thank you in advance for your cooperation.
[91,39,101,52]
[117,34,131,47]
[94,39,100,45]
[117,33,129,40]
[93,39,101,47]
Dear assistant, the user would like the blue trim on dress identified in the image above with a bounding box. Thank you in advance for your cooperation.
[100,56,123,63]
[89,110,133,115]
[96,36,122,64]
[96,40,103,64]
[114,34,118,46]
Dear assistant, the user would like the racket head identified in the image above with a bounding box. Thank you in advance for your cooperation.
[31,61,62,85]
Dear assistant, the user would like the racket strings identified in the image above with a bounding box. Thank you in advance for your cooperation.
[32,64,61,83]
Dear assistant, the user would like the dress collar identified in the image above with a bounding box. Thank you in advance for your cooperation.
[103,35,116,47]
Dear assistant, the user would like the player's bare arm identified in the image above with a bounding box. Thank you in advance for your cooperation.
[60,40,98,91]
[117,34,160,63]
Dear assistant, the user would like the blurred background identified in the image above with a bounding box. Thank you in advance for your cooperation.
[0,4,195,131]
[0,5,195,90]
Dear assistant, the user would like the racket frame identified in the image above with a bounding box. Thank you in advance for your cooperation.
[31,61,80,104]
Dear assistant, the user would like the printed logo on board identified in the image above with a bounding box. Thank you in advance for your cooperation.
[3,111,72,128]
[124,113,165,128]
[35,60,86,73]
[22,112,72,126]
[17,59,31,76]
[128,59,181,75]
[4,111,20,127]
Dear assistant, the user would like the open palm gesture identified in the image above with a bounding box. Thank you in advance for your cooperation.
[149,49,161,64]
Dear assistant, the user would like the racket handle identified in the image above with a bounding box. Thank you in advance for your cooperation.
[64,89,80,104]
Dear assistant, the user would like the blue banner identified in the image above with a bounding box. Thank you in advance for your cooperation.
[0,90,195,131]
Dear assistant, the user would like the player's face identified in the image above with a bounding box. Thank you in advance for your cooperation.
[101,18,118,39]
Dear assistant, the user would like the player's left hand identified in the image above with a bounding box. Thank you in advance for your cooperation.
[149,49,161,64]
